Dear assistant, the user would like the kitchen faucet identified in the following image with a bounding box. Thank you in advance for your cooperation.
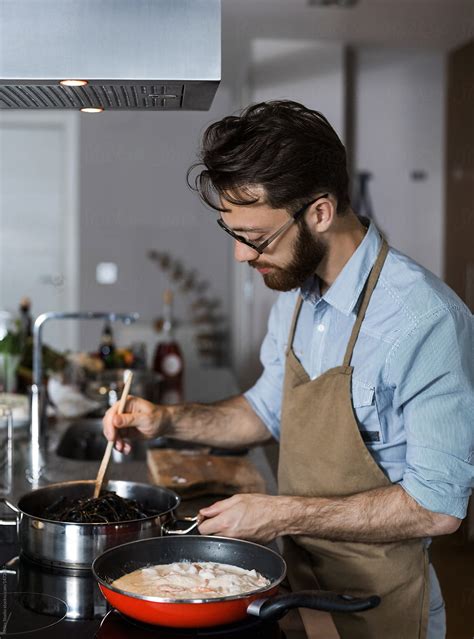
[28,311,139,485]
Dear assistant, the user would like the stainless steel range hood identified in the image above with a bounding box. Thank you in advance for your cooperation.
[0,0,221,111]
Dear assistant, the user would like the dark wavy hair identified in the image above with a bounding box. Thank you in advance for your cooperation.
[187,100,350,215]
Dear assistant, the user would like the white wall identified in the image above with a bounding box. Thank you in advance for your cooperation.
[77,88,236,359]
[249,38,345,126]
[354,48,445,277]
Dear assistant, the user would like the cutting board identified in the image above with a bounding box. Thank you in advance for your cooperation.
[147,448,267,498]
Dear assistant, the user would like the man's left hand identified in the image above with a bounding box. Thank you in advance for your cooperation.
[198,494,282,543]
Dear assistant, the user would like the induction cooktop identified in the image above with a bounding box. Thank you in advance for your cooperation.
[0,554,306,639]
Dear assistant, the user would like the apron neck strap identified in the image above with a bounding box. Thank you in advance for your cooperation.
[343,238,389,367]
[286,295,304,356]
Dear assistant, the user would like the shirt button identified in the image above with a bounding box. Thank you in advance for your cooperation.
[317,324,325,332]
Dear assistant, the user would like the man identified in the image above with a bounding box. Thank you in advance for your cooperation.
[103,101,474,639]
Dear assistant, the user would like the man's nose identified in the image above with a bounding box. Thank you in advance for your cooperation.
[234,240,259,263]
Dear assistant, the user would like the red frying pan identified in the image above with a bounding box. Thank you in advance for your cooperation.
[92,535,380,628]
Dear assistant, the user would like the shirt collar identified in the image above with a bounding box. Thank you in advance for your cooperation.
[300,221,382,316]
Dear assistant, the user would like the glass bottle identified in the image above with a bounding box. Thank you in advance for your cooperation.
[19,297,33,342]
[99,321,116,369]
[16,299,33,393]
[153,289,184,404]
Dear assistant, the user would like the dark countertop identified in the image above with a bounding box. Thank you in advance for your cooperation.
[0,423,277,515]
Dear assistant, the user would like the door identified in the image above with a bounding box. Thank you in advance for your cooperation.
[0,112,79,351]
[444,39,474,311]
[435,37,474,639]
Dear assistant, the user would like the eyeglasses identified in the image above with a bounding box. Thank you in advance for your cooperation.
[217,194,329,255]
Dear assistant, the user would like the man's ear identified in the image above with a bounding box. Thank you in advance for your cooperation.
[306,195,336,234]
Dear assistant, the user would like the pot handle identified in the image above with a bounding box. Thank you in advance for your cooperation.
[0,497,20,526]
[247,590,381,620]
[162,515,200,535]
[0,557,18,577]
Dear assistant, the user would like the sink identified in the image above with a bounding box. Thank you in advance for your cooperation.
[56,419,146,462]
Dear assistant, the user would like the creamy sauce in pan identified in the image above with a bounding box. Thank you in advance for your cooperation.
[112,561,271,599]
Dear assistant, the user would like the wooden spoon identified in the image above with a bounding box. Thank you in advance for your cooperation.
[93,370,134,499]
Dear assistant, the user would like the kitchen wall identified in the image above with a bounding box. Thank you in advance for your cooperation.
[77,87,236,361]
[354,47,445,278]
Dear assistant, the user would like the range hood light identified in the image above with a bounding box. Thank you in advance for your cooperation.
[308,0,358,5]
[0,0,221,111]
[59,79,89,87]
[80,107,104,114]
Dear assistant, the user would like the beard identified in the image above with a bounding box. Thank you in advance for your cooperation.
[250,221,327,292]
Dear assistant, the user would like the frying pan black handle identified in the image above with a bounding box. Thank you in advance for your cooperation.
[247,590,381,621]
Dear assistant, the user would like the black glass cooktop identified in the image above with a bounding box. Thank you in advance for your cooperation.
[0,599,292,638]
[0,552,306,639]
[97,610,291,638]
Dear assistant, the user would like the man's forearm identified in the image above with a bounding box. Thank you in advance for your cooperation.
[161,395,272,449]
[278,485,461,542]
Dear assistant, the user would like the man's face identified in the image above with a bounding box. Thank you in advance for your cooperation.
[255,218,327,291]
[220,191,327,292]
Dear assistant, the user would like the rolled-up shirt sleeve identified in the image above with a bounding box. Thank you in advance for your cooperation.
[244,298,286,440]
[389,305,474,519]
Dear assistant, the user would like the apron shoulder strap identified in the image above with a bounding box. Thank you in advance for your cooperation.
[343,239,389,367]
[286,294,304,356]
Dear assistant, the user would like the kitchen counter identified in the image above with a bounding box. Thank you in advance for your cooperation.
[1,423,278,508]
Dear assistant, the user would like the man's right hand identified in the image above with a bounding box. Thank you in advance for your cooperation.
[102,396,166,454]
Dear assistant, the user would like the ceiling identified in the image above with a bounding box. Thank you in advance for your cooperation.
[222,0,474,54]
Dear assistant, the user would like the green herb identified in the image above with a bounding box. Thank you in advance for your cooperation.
[18,337,67,377]
[0,331,22,356]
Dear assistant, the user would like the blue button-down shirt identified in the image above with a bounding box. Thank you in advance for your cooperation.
[245,222,474,519]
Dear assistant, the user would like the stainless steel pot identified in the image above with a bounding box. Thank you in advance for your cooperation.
[0,479,195,571]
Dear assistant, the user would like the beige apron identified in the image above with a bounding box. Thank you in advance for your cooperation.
[278,240,430,639]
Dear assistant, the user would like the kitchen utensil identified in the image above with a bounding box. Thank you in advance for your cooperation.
[92,536,381,628]
[0,479,181,570]
[94,371,133,498]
